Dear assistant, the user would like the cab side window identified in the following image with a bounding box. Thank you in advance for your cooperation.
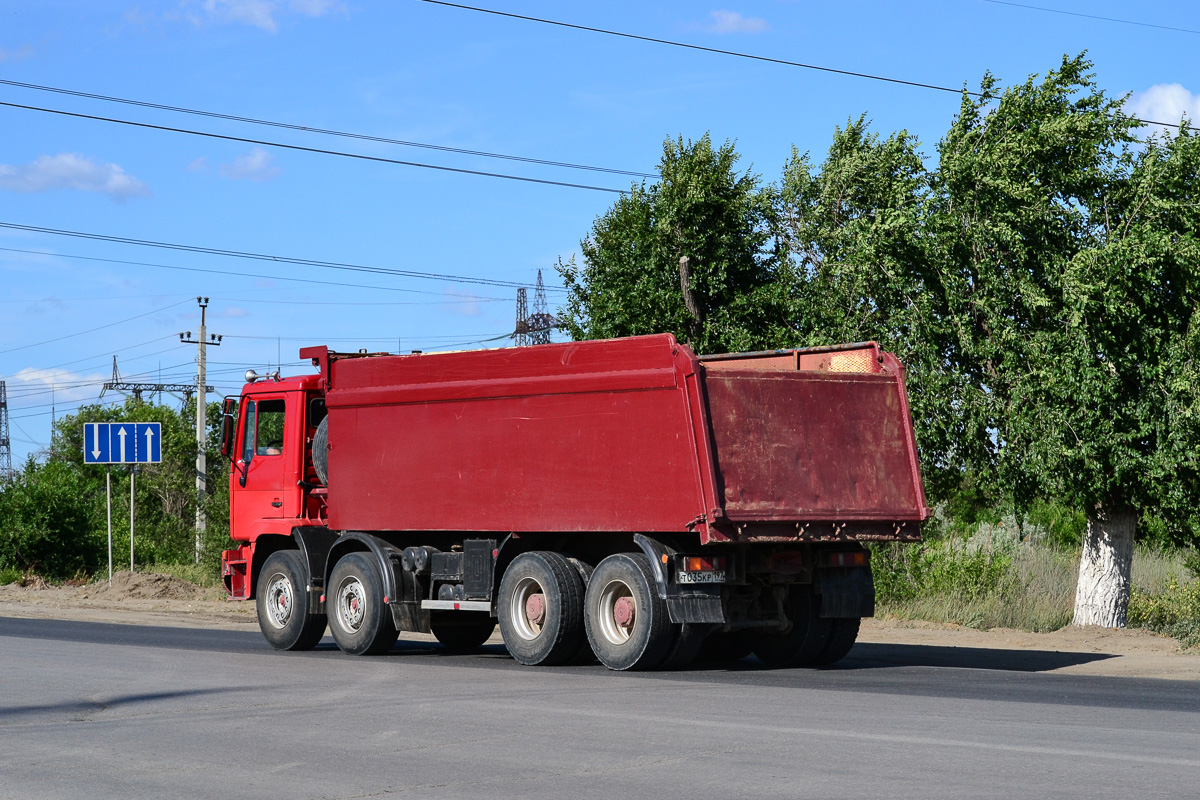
[240,400,257,463]
[256,399,286,456]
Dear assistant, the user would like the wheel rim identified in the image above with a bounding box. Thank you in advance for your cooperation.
[596,579,636,646]
[264,571,294,630]
[509,576,547,640]
[335,576,367,633]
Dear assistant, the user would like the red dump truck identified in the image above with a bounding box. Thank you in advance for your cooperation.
[220,333,927,670]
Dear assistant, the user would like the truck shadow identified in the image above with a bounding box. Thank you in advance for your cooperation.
[724,642,1118,673]
[375,640,1116,674]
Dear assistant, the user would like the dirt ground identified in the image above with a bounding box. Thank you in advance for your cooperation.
[2,571,1197,680]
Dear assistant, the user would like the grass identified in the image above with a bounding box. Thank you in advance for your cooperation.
[0,567,21,586]
[143,561,223,588]
[872,510,1200,646]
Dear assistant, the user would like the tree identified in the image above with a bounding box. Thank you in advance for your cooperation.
[0,398,233,577]
[558,134,788,354]
[561,56,1200,629]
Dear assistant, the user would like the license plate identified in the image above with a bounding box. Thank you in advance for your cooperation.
[677,570,726,584]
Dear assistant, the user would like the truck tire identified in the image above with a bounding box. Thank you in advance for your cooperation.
[327,552,399,655]
[256,550,327,650]
[312,416,329,485]
[658,623,709,670]
[584,553,673,671]
[431,615,496,651]
[498,551,586,666]
[695,630,754,666]
[752,585,832,668]
[814,617,861,666]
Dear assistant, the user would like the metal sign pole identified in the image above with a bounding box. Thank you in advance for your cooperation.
[106,466,113,586]
[130,466,136,573]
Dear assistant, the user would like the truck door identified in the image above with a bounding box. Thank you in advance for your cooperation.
[232,396,292,526]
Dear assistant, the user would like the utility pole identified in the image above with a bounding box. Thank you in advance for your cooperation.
[180,298,222,564]
[0,381,11,478]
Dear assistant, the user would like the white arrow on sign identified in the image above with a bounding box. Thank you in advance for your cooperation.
[117,426,128,463]
[144,426,155,461]
[91,424,101,459]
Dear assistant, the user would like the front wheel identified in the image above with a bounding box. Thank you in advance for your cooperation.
[256,550,326,651]
[328,552,399,656]
[584,553,673,671]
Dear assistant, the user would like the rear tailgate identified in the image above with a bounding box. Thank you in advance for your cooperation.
[701,344,928,524]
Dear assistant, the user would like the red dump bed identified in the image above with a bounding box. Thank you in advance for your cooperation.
[305,334,927,544]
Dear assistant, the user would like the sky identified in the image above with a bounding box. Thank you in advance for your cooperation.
[2,0,1198,465]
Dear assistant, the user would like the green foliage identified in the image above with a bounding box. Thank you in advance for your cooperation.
[0,398,231,579]
[1025,498,1088,549]
[0,458,105,579]
[561,55,1200,561]
[871,539,1015,605]
[0,567,20,585]
[1129,578,1200,649]
[558,134,788,354]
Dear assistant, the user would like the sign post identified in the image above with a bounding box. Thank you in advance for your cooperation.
[84,422,162,584]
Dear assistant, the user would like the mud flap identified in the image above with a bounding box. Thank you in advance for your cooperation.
[666,587,726,624]
[814,566,875,618]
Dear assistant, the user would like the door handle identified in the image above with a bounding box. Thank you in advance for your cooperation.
[271,500,283,508]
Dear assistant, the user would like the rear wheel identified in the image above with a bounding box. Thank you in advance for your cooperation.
[256,551,326,650]
[695,630,755,666]
[498,551,586,666]
[659,623,709,670]
[584,553,673,671]
[815,617,861,666]
[431,615,497,651]
[752,585,831,668]
[328,552,399,656]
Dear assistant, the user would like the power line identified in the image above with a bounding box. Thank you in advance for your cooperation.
[0,246,511,300]
[0,223,568,291]
[0,78,657,179]
[0,100,627,195]
[0,299,193,355]
[418,1,1198,133]
[979,0,1200,36]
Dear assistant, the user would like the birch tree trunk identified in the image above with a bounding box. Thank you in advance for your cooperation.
[1071,506,1136,628]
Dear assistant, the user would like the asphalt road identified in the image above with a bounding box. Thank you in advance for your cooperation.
[2,616,1197,800]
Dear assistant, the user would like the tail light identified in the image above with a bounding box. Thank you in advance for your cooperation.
[820,550,869,568]
[680,556,726,573]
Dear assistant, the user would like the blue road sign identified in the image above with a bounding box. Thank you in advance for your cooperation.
[83,423,110,464]
[109,423,135,464]
[135,422,162,463]
[83,422,163,464]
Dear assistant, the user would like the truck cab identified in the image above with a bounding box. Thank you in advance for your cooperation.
[220,373,325,599]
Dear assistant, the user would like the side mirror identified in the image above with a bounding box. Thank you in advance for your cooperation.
[220,397,238,459]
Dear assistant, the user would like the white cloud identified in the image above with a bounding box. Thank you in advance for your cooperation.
[0,44,34,62]
[219,147,280,181]
[702,10,769,34]
[0,153,151,201]
[14,367,108,405]
[196,0,342,32]
[443,289,484,317]
[186,156,209,172]
[1125,84,1200,136]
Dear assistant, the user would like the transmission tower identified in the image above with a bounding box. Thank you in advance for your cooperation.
[102,356,211,405]
[528,270,556,345]
[512,287,530,346]
[0,381,12,478]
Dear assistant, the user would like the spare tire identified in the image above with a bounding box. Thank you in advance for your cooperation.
[312,416,329,485]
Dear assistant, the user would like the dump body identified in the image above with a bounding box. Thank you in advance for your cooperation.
[303,333,927,543]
